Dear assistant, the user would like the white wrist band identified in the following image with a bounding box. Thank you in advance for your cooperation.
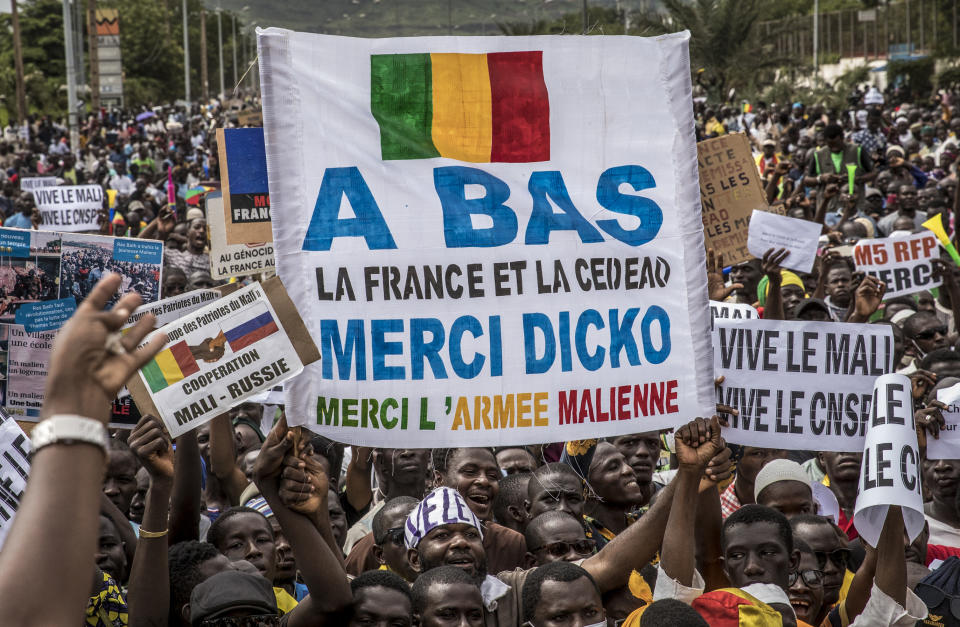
[32,415,108,457]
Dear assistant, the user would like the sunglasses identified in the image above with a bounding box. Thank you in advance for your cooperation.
[914,326,948,340]
[530,539,596,559]
[814,548,851,570]
[378,527,405,546]
[915,584,960,620]
[789,569,824,587]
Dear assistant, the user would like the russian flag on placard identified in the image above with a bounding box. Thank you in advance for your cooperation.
[224,310,279,352]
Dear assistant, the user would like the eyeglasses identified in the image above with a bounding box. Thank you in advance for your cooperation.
[815,548,851,570]
[530,539,596,559]
[200,615,281,627]
[789,569,824,587]
[913,326,948,340]
[378,527,405,546]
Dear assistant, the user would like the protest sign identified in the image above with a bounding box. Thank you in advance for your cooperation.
[710,300,758,321]
[746,210,820,273]
[930,382,960,460]
[237,110,263,126]
[0,228,162,421]
[853,374,926,545]
[258,30,715,446]
[206,192,275,280]
[714,318,893,451]
[698,133,768,266]
[216,128,272,246]
[32,184,104,232]
[129,278,319,438]
[123,288,222,330]
[852,231,941,299]
[19,177,57,193]
[0,408,30,549]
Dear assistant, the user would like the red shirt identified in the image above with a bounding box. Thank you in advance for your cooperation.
[837,508,859,540]
[927,543,960,566]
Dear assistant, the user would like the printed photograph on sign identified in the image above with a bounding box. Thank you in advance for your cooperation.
[60,237,160,307]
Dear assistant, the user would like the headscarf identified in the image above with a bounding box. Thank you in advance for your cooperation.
[86,570,128,627]
[756,270,807,307]
[560,439,599,492]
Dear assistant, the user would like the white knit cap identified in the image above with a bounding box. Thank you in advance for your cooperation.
[754,459,811,501]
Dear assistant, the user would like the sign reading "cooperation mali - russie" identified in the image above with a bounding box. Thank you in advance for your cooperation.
[258,31,714,447]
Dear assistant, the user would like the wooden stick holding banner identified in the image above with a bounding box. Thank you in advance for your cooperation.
[853,373,925,546]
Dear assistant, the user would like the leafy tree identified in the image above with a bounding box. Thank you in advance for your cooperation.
[635,0,785,102]
[0,0,67,118]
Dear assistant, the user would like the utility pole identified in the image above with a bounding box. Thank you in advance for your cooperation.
[11,0,27,126]
[183,0,191,103]
[217,7,225,100]
[62,0,80,149]
[201,9,209,100]
[87,0,100,113]
[232,13,238,89]
[813,0,819,76]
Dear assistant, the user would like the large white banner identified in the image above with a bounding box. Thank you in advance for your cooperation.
[258,30,714,446]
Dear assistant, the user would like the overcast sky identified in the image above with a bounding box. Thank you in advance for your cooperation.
[0,0,11,14]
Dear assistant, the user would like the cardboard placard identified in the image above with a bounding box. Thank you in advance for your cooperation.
[216,128,272,247]
[237,110,263,127]
[128,276,318,437]
[206,192,275,280]
[698,133,768,266]
[853,374,925,545]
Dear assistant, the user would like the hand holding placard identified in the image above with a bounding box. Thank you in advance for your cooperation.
[930,382,960,459]
[853,374,926,546]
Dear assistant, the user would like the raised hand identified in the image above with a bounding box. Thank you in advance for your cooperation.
[128,414,174,480]
[915,401,947,449]
[707,248,741,301]
[674,416,725,472]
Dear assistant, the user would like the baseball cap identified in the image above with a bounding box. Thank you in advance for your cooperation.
[189,571,277,626]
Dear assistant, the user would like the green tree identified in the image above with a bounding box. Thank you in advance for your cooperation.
[635,0,785,102]
[0,0,67,119]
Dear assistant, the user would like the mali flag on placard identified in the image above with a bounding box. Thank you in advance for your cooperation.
[224,311,279,352]
[370,51,550,163]
[141,341,200,393]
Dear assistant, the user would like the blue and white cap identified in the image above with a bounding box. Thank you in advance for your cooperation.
[404,487,483,549]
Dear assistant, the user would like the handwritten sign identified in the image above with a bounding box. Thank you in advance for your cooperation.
[698,133,768,266]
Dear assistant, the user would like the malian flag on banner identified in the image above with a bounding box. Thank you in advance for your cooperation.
[142,341,200,393]
[370,51,549,163]
[224,307,279,352]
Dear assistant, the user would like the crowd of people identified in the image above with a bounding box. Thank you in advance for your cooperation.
[2,65,960,627]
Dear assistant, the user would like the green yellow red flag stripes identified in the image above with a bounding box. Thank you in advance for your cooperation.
[370,51,550,163]
[141,341,200,393]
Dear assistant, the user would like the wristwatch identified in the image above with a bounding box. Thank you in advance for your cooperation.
[32,415,108,456]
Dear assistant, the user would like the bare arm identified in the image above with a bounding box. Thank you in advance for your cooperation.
[760,248,789,321]
[207,413,248,505]
[344,446,373,513]
[254,419,352,625]
[0,275,164,624]
[874,506,907,606]
[168,431,201,545]
[126,415,175,627]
